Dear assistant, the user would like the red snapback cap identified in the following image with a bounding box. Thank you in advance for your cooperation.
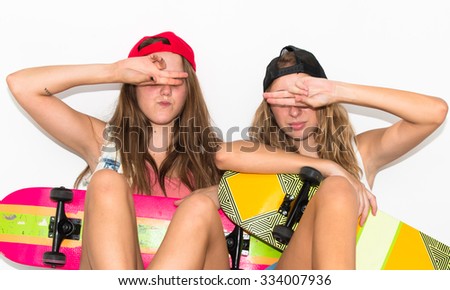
[128,31,196,71]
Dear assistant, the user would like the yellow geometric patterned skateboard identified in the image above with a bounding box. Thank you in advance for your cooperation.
[218,170,450,269]
[356,210,449,269]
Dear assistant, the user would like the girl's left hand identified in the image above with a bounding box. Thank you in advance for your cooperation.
[354,180,378,226]
[174,185,220,209]
[263,76,337,108]
[115,54,188,86]
[328,162,378,226]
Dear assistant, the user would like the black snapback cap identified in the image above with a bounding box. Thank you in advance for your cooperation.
[263,45,327,91]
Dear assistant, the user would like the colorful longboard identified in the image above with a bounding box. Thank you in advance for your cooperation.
[0,187,276,270]
[218,170,450,270]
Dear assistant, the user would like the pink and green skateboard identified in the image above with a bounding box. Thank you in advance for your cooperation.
[0,187,277,269]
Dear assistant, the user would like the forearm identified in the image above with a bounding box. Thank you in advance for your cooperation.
[334,81,448,126]
[6,64,116,158]
[215,140,338,177]
[7,63,118,100]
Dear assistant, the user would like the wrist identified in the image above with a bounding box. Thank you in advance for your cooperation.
[318,159,339,178]
[333,81,355,104]
[101,63,120,83]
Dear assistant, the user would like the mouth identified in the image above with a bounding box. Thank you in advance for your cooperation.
[157,101,172,107]
[288,122,306,131]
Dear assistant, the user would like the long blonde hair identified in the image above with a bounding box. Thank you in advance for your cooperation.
[252,52,361,179]
[75,59,222,194]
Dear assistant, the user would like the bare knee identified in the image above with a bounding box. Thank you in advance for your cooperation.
[314,176,358,211]
[177,193,220,226]
[180,193,217,215]
[86,169,131,204]
[88,169,129,193]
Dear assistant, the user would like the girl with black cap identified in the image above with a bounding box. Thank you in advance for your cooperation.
[152,45,447,269]
[217,45,447,269]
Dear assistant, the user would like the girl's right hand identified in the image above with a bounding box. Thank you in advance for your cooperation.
[114,54,188,86]
[264,76,337,108]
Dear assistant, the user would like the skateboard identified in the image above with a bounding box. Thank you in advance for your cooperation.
[218,168,450,270]
[0,187,276,270]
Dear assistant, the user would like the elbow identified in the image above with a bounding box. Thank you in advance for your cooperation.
[214,143,231,170]
[215,141,244,171]
[6,73,16,93]
[6,72,23,100]
[214,140,255,171]
[433,98,448,126]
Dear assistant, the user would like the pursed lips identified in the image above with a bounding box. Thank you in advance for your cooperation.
[288,121,306,131]
[157,100,172,107]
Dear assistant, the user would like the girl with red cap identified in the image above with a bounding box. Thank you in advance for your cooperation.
[7,31,226,269]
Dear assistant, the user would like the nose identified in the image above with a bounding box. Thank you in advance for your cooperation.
[160,85,172,97]
[288,106,301,117]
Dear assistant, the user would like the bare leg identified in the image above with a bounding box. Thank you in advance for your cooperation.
[79,169,144,269]
[276,176,359,269]
[147,193,230,270]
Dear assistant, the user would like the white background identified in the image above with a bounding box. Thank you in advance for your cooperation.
[1,0,449,270]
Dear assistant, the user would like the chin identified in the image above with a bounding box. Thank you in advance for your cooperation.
[148,117,175,126]
[282,130,304,139]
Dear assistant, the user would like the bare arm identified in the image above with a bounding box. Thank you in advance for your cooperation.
[334,82,448,183]
[6,64,114,169]
[6,55,188,170]
[215,139,377,225]
[264,76,448,183]
[215,140,347,178]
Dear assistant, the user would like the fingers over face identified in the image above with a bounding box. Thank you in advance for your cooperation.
[264,95,311,108]
[156,76,186,86]
[149,54,167,70]
[263,91,292,99]
[141,71,188,86]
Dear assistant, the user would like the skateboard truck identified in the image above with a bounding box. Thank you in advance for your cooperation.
[43,187,82,268]
[226,225,249,270]
[272,166,323,245]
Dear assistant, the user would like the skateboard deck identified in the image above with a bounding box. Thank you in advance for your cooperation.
[0,187,275,270]
[218,170,450,270]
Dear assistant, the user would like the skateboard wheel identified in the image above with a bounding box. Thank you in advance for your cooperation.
[50,187,73,202]
[300,166,323,186]
[43,251,66,266]
[226,236,236,248]
[273,225,293,245]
